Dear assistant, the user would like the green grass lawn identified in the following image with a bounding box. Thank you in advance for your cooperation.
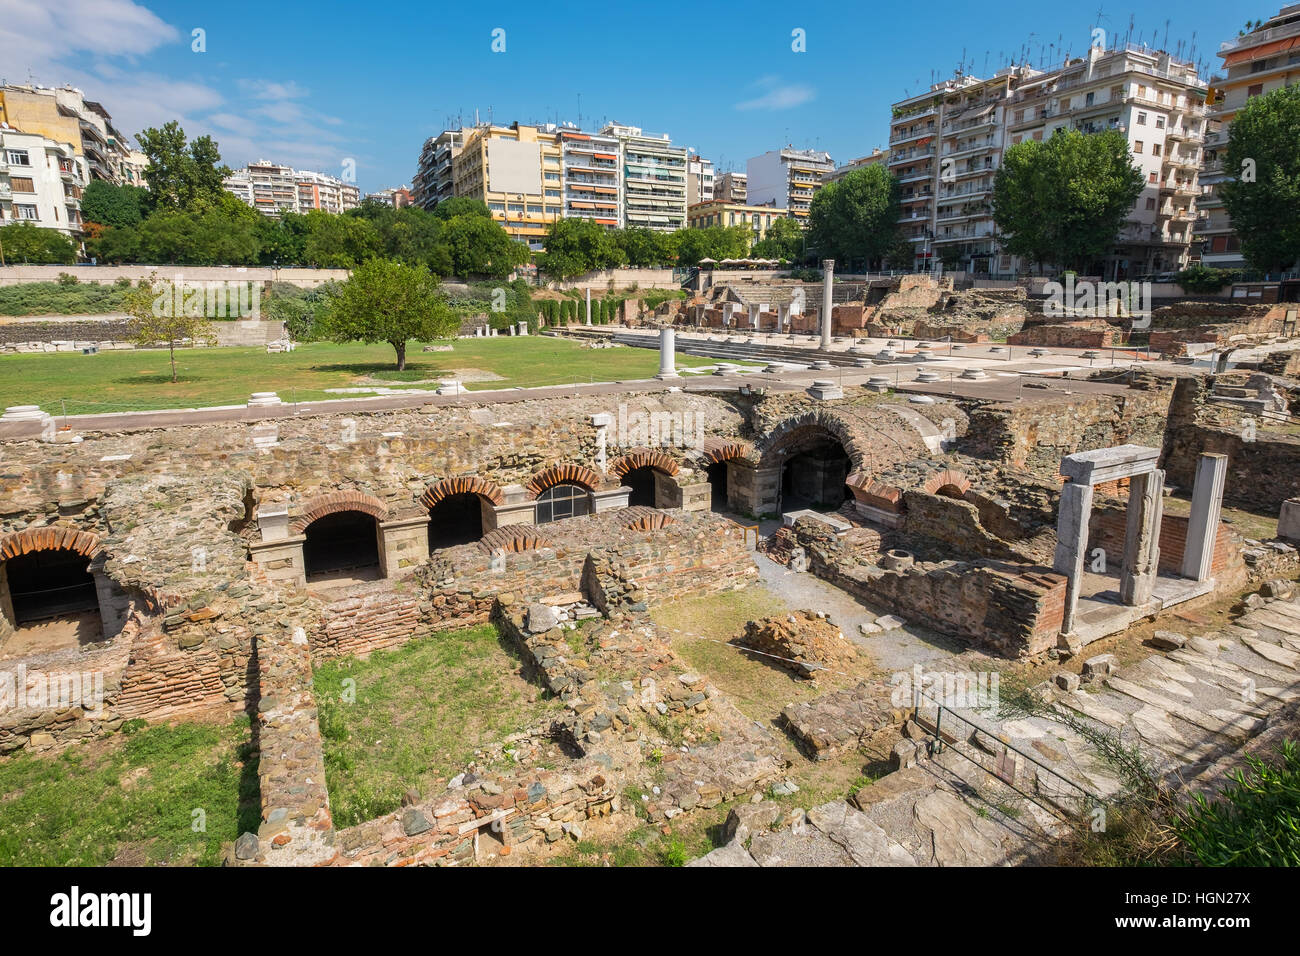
[0,337,756,415]
[313,624,563,829]
[0,718,258,866]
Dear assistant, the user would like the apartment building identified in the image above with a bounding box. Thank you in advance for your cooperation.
[745,147,834,221]
[365,186,414,207]
[715,171,747,203]
[452,123,564,246]
[824,149,890,184]
[1006,45,1207,277]
[686,154,714,206]
[0,125,87,239]
[604,123,688,231]
[412,128,466,210]
[890,44,1206,277]
[0,85,141,186]
[224,160,360,217]
[559,126,621,227]
[687,199,788,240]
[1199,5,1300,270]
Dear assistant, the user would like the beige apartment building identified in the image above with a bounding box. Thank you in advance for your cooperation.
[1199,5,1300,271]
[686,155,714,206]
[890,43,1207,278]
[824,149,889,184]
[452,123,564,246]
[687,199,788,241]
[0,85,144,186]
[746,147,834,220]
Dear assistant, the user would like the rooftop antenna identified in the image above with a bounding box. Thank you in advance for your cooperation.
[1163,19,1170,50]
[577,93,582,129]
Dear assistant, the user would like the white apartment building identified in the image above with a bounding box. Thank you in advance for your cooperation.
[224,160,360,217]
[890,44,1207,278]
[0,126,87,239]
[1199,5,1300,271]
[686,154,714,206]
[745,147,834,221]
[559,126,621,227]
[412,128,466,210]
[603,123,688,231]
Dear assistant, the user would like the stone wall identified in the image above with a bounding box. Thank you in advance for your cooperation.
[1088,505,1243,584]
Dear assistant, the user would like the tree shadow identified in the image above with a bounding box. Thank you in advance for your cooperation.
[111,374,202,386]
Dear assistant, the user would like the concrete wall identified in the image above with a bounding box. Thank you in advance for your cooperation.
[547,268,678,291]
[0,265,350,288]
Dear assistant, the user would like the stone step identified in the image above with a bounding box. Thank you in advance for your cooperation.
[1105,676,1260,743]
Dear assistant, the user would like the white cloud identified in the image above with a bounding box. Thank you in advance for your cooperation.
[0,0,178,77]
[735,77,815,111]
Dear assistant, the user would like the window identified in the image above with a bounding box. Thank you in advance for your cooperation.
[544,189,561,198]
[1146,197,1157,210]
[1155,116,1165,129]
[1152,143,1162,156]
[6,149,31,166]
[536,483,591,524]
[1136,112,1147,125]
[1149,172,1159,183]
[1085,92,1095,106]
[15,204,38,220]
[9,177,35,192]
[1248,84,1264,98]
[1133,141,1144,153]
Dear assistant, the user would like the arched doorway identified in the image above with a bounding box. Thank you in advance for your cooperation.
[428,492,484,550]
[4,548,98,626]
[303,510,381,582]
[536,483,592,523]
[779,438,852,511]
[621,466,659,508]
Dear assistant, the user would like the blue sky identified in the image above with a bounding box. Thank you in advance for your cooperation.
[0,0,1259,193]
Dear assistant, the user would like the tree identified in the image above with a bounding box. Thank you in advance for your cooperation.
[751,216,805,262]
[1220,84,1300,274]
[122,274,218,383]
[440,214,529,277]
[320,258,458,369]
[674,225,750,267]
[540,218,623,277]
[993,128,1144,273]
[807,166,901,267]
[135,121,231,210]
[80,181,148,229]
[0,223,76,264]
[617,227,675,267]
[432,196,493,221]
[303,210,382,268]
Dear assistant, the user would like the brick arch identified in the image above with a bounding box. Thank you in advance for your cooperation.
[923,468,972,498]
[479,525,551,554]
[524,463,601,500]
[619,507,676,532]
[757,410,863,471]
[846,472,904,514]
[609,449,680,479]
[697,439,755,466]
[420,475,505,510]
[290,490,389,534]
[0,526,102,562]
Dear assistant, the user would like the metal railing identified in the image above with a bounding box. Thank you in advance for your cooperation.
[916,693,1103,820]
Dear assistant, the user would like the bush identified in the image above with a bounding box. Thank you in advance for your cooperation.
[56,272,79,286]
[0,281,130,316]
[1173,265,1243,293]
[1173,739,1300,866]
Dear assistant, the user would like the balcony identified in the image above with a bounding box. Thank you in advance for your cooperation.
[941,140,998,160]
[1220,18,1300,53]
[888,148,935,166]
[890,125,938,145]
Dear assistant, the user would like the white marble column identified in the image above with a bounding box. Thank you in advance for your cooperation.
[1053,481,1095,635]
[1120,469,1165,606]
[1182,453,1227,581]
[656,327,680,379]
[820,259,835,350]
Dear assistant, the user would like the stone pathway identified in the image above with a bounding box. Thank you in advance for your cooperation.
[692,592,1300,866]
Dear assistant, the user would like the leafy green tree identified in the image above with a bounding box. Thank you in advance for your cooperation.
[122,273,218,382]
[807,166,901,267]
[1220,84,1300,274]
[993,128,1144,272]
[540,218,623,277]
[432,196,493,221]
[135,121,231,210]
[674,225,750,267]
[0,223,77,264]
[616,227,675,267]
[257,211,310,266]
[320,258,458,369]
[80,181,149,229]
[751,216,805,262]
[440,214,529,278]
[303,210,382,268]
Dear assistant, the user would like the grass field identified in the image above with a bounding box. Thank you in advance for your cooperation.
[0,717,258,866]
[313,624,563,828]
[0,337,754,415]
